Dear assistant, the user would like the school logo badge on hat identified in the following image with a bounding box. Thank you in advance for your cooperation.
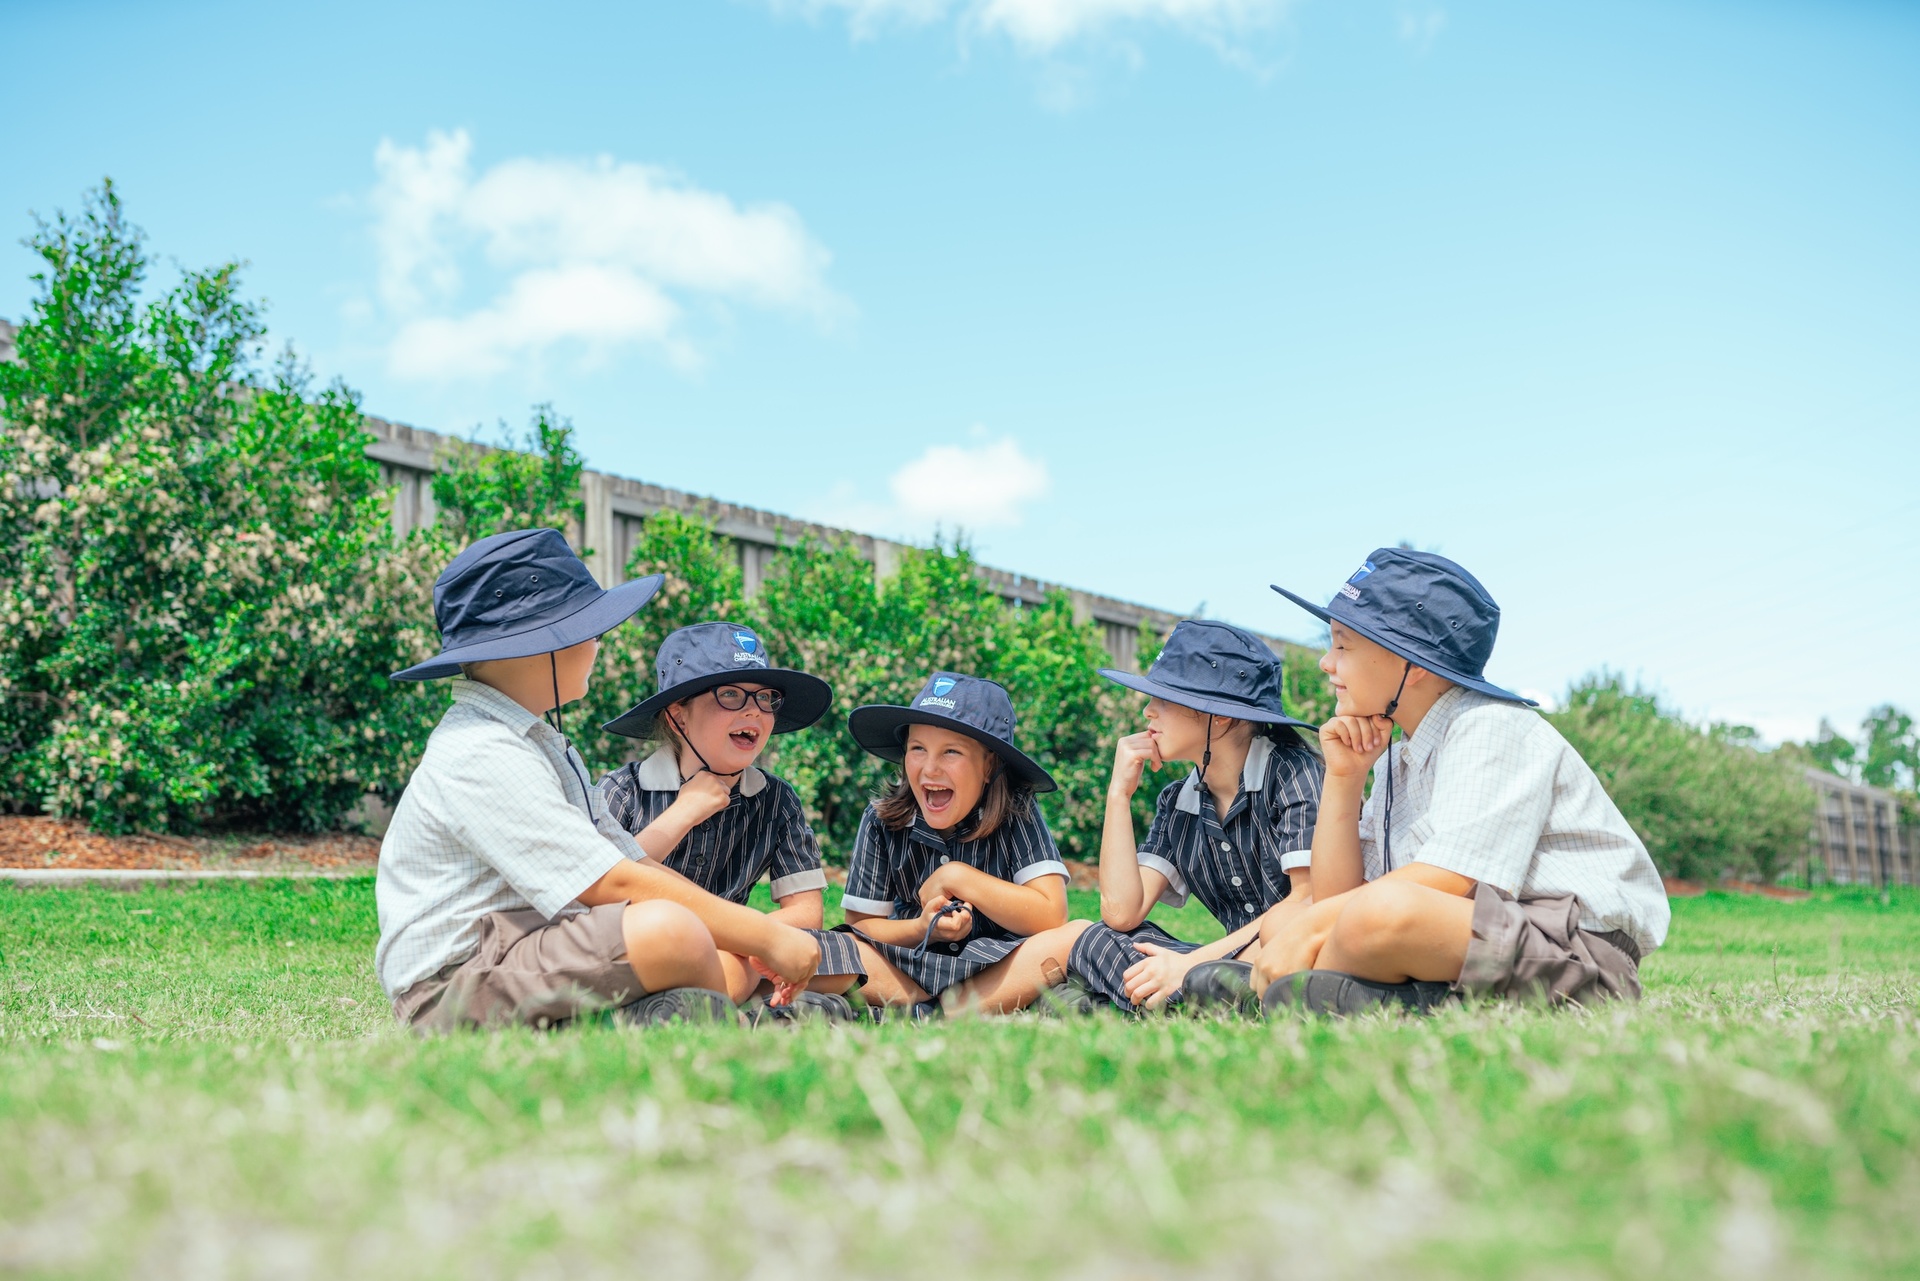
[1338,560,1376,602]
[930,676,957,696]
[732,631,766,665]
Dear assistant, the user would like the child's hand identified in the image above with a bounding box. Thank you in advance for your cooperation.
[918,860,974,906]
[671,770,735,825]
[1122,941,1193,1011]
[1108,731,1163,800]
[749,955,803,1007]
[755,923,821,993]
[1319,715,1395,779]
[923,895,974,943]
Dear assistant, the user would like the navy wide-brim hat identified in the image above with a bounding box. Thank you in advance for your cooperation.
[392,527,663,682]
[1099,619,1315,732]
[1270,547,1536,706]
[602,621,833,738]
[848,673,1057,793]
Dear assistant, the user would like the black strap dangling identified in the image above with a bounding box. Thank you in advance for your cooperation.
[1379,660,1412,872]
[548,652,596,822]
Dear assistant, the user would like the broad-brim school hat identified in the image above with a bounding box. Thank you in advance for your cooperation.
[602,621,833,738]
[1099,619,1315,732]
[1270,547,1536,706]
[848,673,1057,793]
[390,527,664,682]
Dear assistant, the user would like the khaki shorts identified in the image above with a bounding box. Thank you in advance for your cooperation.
[392,903,645,1032]
[1458,883,1642,1005]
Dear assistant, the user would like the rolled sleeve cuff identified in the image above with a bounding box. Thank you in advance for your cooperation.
[1413,850,1514,894]
[1012,860,1069,886]
[769,868,829,899]
[1279,848,1313,872]
[1136,851,1190,908]
[840,893,896,917]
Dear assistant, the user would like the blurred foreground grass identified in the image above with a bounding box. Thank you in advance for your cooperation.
[1,879,1915,1279]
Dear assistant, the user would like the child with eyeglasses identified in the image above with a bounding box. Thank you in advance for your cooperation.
[597,622,868,1021]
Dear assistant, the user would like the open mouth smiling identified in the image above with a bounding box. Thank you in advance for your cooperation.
[729,727,762,751]
[920,784,955,814]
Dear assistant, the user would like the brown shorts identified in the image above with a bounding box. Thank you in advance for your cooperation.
[392,903,645,1032]
[1457,883,1642,1006]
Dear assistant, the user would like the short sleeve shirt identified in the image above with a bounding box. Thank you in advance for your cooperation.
[375,681,641,998]
[1358,686,1671,954]
[595,747,827,904]
[1134,735,1324,931]
[841,800,1068,941]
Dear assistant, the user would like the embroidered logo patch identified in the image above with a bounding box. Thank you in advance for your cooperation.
[1339,583,1362,601]
[731,631,767,665]
[930,677,957,697]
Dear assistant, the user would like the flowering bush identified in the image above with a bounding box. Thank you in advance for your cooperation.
[0,185,444,832]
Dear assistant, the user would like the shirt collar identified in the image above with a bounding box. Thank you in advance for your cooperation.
[1400,684,1475,771]
[1174,734,1274,815]
[450,679,546,737]
[634,745,767,798]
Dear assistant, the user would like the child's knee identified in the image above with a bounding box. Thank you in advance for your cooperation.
[623,899,714,960]
[1333,879,1425,948]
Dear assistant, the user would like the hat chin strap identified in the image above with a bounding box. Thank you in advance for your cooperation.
[666,709,745,788]
[1377,660,1412,874]
[547,652,595,822]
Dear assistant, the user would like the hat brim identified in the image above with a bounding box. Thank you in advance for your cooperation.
[602,668,834,739]
[847,705,1058,794]
[1269,584,1537,706]
[1097,668,1318,732]
[390,573,666,682]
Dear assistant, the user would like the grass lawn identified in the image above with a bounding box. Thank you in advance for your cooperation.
[2,881,1916,1279]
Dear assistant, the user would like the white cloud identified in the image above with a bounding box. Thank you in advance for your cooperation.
[777,0,1291,54]
[365,129,838,380]
[803,432,1052,538]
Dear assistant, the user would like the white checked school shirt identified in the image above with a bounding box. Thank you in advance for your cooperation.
[1359,685,1671,954]
[375,680,643,998]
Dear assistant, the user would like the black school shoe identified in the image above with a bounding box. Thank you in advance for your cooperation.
[1181,961,1260,1018]
[742,991,860,1027]
[1259,970,1457,1018]
[1036,979,1099,1017]
[617,987,738,1026]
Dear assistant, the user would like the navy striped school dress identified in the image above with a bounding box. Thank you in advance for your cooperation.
[596,748,866,978]
[1068,736,1322,1011]
[837,798,1068,998]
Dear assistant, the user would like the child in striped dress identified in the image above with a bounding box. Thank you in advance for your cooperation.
[1067,621,1324,1014]
[837,673,1090,1016]
[598,622,867,1020]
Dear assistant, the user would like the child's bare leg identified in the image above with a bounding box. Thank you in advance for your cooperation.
[850,940,930,1007]
[623,901,728,994]
[717,951,759,1003]
[809,972,861,996]
[1315,880,1474,983]
[1252,894,1351,994]
[945,920,1092,1016]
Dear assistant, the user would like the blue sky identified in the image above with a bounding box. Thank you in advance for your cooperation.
[4,0,1917,744]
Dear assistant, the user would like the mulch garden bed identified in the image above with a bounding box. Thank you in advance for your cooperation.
[0,816,380,873]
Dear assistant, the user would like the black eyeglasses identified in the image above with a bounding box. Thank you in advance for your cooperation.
[712,685,785,714]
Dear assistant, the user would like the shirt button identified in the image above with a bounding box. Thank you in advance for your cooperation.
[939,855,950,865]
[1244,904,1255,914]
[1219,841,1232,853]
[1231,876,1243,887]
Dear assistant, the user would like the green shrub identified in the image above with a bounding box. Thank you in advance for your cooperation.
[1548,675,1812,883]
[0,184,443,832]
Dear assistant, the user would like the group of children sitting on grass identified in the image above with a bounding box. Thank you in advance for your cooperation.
[374,528,1671,1031]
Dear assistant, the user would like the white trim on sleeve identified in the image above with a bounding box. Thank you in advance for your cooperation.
[1012,860,1069,886]
[1135,851,1191,908]
[840,893,896,917]
[769,868,829,899]
[1279,848,1313,872]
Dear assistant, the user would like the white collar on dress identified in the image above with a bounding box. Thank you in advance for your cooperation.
[634,744,767,797]
[1174,733,1273,815]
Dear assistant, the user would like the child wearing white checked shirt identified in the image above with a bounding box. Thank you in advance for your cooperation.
[1253,548,1670,1015]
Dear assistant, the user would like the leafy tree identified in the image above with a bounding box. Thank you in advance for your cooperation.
[0,184,442,831]
[430,406,587,548]
[1804,718,1859,781]
[1858,704,1917,792]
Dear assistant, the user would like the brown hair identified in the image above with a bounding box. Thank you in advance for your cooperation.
[873,756,1032,841]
